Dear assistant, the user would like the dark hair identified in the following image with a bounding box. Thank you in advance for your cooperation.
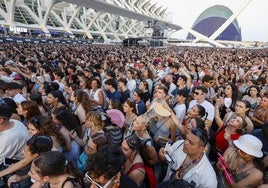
[33,151,83,185]
[49,90,68,106]
[247,85,260,97]
[240,100,251,116]
[141,80,149,90]
[124,98,137,115]
[193,86,208,94]
[91,132,110,151]
[202,75,213,83]
[28,93,43,106]
[262,122,268,141]
[85,145,126,179]
[194,104,206,119]
[20,100,42,120]
[176,90,188,98]
[73,89,91,113]
[178,75,187,83]
[134,88,144,100]
[157,85,168,96]
[126,133,141,150]
[118,78,127,85]
[191,128,208,147]
[52,106,82,137]
[2,98,18,114]
[192,117,205,130]
[109,99,123,112]
[105,79,117,89]
[29,116,66,148]
[226,82,238,109]
[27,134,53,154]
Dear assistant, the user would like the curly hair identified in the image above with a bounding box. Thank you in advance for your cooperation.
[74,89,92,113]
[52,106,82,138]
[29,116,66,148]
[20,100,42,120]
[86,111,105,131]
[85,145,126,179]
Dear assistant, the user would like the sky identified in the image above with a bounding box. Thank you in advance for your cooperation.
[152,0,268,42]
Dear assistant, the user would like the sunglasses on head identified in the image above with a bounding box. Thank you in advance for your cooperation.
[191,128,207,147]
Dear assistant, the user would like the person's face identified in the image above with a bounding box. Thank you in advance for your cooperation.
[224,85,233,96]
[176,77,184,86]
[28,123,38,137]
[91,81,98,89]
[5,89,18,98]
[235,102,248,115]
[229,116,243,129]
[187,106,201,118]
[84,71,91,78]
[139,82,145,90]
[132,117,146,131]
[85,172,116,188]
[249,87,258,97]
[46,94,57,105]
[260,97,268,107]
[51,114,61,125]
[186,119,197,132]
[193,90,205,100]
[154,89,166,100]
[142,70,148,78]
[183,132,204,155]
[85,116,93,129]
[122,102,132,113]
[23,145,37,160]
[121,140,134,158]
[28,163,44,184]
[132,92,139,102]
[79,79,86,88]
[85,139,97,156]
[104,84,111,91]
[126,71,132,79]
[17,104,27,117]
[176,94,185,103]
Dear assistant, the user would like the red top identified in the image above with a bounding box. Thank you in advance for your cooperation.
[215,128,241,153]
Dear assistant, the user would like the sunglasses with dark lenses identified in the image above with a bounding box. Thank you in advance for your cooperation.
[191,128,208,147]
[194,92,203,95]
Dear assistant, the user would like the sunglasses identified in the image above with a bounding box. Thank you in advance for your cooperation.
[194,92,203,95]
[84,172,114,188]
[191,128,207,147]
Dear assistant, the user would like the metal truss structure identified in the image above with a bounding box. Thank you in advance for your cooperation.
[0,0,253,47]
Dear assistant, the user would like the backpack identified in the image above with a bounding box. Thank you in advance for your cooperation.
[126,162,157,188]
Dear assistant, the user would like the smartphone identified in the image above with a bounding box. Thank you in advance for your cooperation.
[3,158,19,166]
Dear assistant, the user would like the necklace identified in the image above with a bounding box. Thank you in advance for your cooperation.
[175,153,203,180]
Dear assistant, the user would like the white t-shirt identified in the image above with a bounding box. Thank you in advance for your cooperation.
[173,103,186,123]
[0,119,29,163]
[164,140,217,188]
[188,100,215,121]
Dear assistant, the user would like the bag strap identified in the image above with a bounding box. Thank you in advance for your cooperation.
[126,162,145,176]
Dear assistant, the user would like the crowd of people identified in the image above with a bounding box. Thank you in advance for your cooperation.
[0,42,268,187]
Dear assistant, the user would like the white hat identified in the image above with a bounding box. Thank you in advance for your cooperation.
[233,134,263,158]
[150,102,171,117]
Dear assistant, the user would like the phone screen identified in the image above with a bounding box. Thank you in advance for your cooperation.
[4,158,19,166]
